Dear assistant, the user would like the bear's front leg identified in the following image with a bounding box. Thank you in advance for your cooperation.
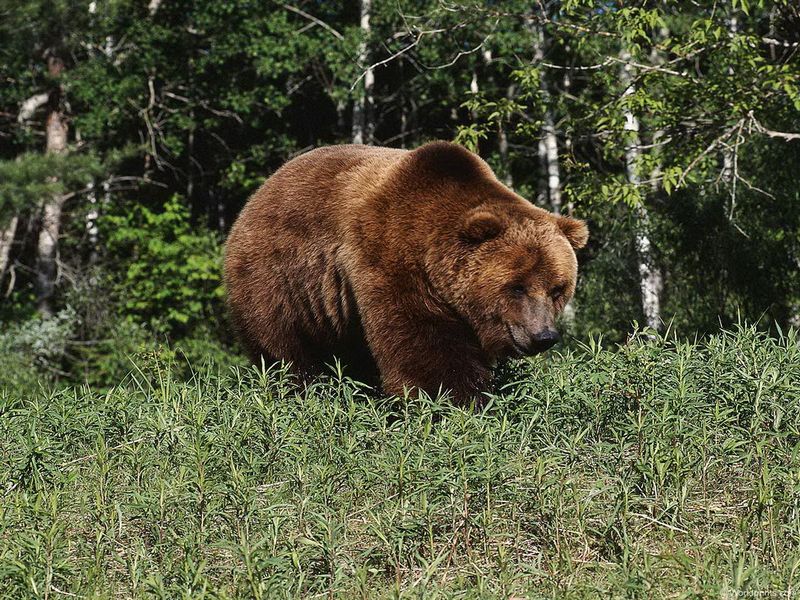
[357,286,491,405]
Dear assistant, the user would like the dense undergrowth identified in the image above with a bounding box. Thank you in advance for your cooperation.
[1,325,799,598]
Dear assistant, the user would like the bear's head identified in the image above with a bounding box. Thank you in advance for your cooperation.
[448,204,589,359]
[439,203,588,361]
[407,141,588,361]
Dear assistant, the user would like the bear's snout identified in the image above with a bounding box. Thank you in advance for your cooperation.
[506,322,560,356]
[508,297,561,355]
[528,329,560,353]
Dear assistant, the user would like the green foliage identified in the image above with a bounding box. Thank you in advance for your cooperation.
[102,195,224,336]
[0,153,101,223]
[1,326,799,596]
[1,0,799,373]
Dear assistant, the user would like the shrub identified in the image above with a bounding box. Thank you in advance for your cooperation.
[101,195,225,337]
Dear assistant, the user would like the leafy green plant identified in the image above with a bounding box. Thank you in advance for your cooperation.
[102,195,224,337]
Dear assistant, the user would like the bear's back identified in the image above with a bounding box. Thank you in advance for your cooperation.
[223,144,410,363]
[233,145,406,237]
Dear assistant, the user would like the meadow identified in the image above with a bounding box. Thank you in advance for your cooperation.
[2,325,799,599]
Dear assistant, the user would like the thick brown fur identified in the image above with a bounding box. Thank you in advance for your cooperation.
[224,141,588,404]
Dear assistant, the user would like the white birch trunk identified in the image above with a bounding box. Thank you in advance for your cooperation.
[86,182,100,265]
[562,70,575,216]
[532,21,548,206]
[0,215,18,283]
[543,111,561,215]
[18,93,49,123]
[351,0,374,144]
[530,18,573,323]
[722,16,737,184]
[470,70,479,96]
[721,16,737,212]
[620,50,663,332]
[536,137,548,205]
[544,108,571,325]
[498,124,512,187]
[37,196,66,315]
[531,20,562,214]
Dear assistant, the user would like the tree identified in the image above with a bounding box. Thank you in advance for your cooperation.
[619,47,663,331]
[352,0,375,144]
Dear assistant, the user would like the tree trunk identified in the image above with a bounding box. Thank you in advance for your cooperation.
[620,49,663,332]
[530,18,574,324]
[85,181,102,265]
[498,122,512,187]
[35,54,69,317]
[542,106,572,323]
[531,20,562,214]
[542,110,561,215]
[18,92,49,123]
[562,69,575,216]
[721,15,737,215]
[0,215,18,286]
[37,196,66,315]
[351,0,374,144]
[536,137,548,206]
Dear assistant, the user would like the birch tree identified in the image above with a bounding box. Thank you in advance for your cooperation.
[0,216,18,289]
[351,0,375,144]
[619,50,662,332]
[531,21,562,215]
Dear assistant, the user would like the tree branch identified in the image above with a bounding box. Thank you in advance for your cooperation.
[282,4,344,40]
[749,112,800,141]
[18,92,49,123]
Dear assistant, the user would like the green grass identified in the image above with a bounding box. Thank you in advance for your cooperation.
[1,326,799,598]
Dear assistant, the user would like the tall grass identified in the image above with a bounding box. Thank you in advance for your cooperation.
[1,325,799,598]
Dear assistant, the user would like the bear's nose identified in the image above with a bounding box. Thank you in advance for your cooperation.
[529,329,560,353]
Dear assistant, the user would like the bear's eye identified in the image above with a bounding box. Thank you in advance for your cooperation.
[550,285,566,301]
[510,284,527,297]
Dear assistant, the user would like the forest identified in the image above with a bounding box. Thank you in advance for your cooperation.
[1,1,800,597]
[1,0,799,381]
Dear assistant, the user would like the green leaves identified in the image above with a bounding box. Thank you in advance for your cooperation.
[453,124,487,153]
[102,195,223,336]
[0,153,102,225]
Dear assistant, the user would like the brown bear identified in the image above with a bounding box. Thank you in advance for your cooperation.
[224,141,588,404]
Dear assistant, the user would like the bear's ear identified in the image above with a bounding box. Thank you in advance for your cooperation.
[461,210,505,244]
[556,215,589,250]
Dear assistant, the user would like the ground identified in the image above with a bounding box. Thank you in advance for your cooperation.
[1,326,799,598]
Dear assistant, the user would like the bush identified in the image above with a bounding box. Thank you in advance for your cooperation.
[101,195,225,337]
[0,307,77,391]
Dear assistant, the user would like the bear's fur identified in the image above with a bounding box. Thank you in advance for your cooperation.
[224,141,588,404]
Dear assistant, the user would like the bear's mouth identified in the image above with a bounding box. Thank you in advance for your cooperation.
[505,323,528,357]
